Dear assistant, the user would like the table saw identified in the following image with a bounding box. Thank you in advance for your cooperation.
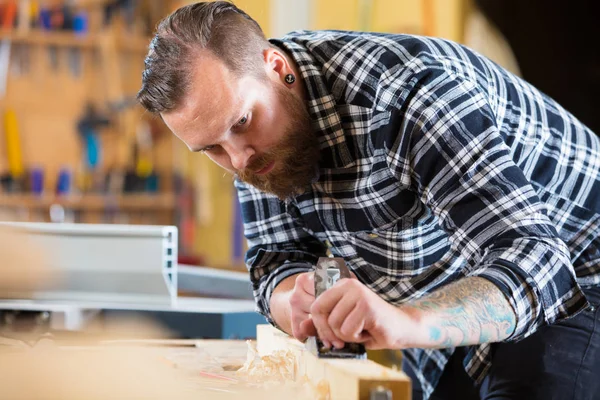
[0,221,265,338]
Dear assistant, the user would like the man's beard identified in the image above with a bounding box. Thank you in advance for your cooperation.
[237,86,320,200]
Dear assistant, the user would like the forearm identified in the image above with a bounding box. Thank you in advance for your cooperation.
[400,276,516,348]
[269,274,300,336]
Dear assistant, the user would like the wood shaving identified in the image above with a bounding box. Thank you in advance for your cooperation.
[237,340,295,383]
[237,341,331,400]
[297,376,330,400]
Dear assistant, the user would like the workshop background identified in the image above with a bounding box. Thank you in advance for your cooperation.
[0,0,486,270]
[0,0,597,339]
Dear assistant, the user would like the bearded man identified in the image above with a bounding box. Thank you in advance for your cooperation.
[138,3,600,399]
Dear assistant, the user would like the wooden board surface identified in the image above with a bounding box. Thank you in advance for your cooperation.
[256,324,411,400]
[0,337,270,399]
[0,329,412,399]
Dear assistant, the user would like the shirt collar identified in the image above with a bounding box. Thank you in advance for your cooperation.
[270,35,354,170]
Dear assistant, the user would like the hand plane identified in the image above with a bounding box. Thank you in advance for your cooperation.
[306,257,367,359]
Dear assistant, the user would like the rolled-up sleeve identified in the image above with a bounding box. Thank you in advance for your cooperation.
[386,70,590,340]
[235,180,326,325]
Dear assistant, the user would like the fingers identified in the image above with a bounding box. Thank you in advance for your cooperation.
[299,318,317,338]
[311,302,343,348]
[338,302,366,342]
[295,274,368,348]
[327,293,358,340]
[310,279,357,348]
[289,272,316,341]
[291,309,311,341]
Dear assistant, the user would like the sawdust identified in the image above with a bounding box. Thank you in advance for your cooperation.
[237,340,295,383]
[236,341,331,400]
[297,375,331,400]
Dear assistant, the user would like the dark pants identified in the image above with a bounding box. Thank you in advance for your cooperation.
[404,286,600,400]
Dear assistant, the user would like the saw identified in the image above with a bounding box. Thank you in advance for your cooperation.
[306,257,367,359]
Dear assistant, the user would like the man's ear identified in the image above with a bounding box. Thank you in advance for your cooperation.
[263,47,289,82]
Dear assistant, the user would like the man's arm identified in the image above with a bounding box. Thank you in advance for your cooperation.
[399,276,516,348]
[381,69,587,342]
[309,275,516,350]
[270,268,516,351]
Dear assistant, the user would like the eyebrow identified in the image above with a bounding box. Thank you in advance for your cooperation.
[188,92,249,153]
[188,113,238,153]
[188,130,217,152]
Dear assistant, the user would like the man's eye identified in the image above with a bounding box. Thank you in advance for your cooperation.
[236,115,249,126]
[200,145,216,153]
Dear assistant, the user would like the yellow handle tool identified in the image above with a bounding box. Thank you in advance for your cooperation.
[135,120,153,178]
[4,109,24,179]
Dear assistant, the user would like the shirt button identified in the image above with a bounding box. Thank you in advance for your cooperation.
[368,233,379,239]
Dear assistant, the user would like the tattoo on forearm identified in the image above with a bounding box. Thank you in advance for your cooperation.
[406,277,516,348]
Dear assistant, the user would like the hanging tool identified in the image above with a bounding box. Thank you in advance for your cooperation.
[30,166,44,196]
[0,39,11,98]
[17,0,31,33]
[76,103,110,180]
[11,1,34,77]
[306,257,367,359]
[1,0,17,29]
[56,166,72,196]
[98,25,128,170]
[103,0,135,28]
[68,7,88,78]
[39,3,70,72]
[3,109,25,192]
[134,120,154,182]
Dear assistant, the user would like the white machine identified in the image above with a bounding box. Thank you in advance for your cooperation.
[0,222,257,332]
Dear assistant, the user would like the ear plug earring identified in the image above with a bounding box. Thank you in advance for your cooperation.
[285,74,296,84]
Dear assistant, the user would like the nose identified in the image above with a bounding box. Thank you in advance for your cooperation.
[228,142,255,171]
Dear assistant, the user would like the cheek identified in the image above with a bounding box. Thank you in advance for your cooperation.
[257,102,288,147]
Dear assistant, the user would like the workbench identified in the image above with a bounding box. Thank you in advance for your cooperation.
[0,325,411,400]
[0,335,254,399]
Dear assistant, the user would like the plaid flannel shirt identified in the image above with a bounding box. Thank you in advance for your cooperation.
[235,30,600,399]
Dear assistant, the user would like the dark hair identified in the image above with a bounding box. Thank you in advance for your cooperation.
[137,1,270,114]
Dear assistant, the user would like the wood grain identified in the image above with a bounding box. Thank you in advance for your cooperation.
[256,324,411,400]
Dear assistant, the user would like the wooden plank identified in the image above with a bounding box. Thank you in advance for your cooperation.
[256,324,411,400]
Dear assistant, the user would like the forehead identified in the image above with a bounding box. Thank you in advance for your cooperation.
[162,52,240,140]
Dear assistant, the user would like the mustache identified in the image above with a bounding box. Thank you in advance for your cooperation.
[238,154,272,177]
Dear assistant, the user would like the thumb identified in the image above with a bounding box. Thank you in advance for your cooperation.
[298,272,315,296]
[306,272,315,296]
